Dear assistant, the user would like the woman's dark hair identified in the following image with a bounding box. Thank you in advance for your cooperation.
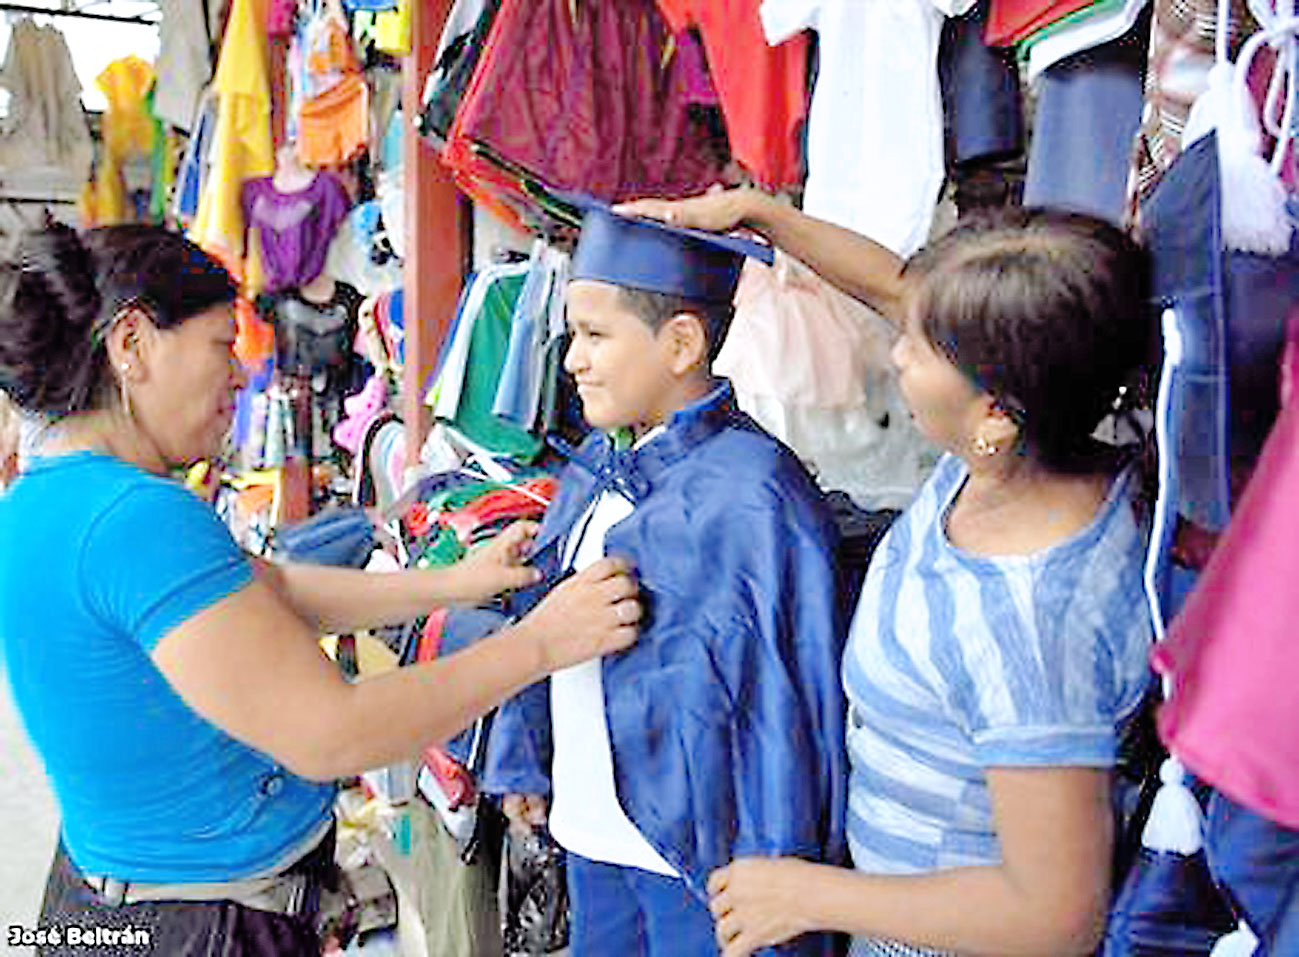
[0,224,237,418]
[618,287,735,363]
[904,207,1156,473]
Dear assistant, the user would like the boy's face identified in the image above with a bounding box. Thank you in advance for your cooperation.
[564,280,681,436]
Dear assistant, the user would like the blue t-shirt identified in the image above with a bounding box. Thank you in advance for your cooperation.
[842,454,1153,877]
[0,453,334,882]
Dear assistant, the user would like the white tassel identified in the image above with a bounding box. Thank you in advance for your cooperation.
[1193,60,1294,255]
[1184,63,1233,148]
[1210,921,1259,957]
[1141,756,1206,854]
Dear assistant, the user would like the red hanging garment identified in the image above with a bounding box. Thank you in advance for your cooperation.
[656,0,809,190]
[441,0,728,223]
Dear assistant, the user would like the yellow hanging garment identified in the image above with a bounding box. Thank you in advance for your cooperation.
[90,55,156,225]
[191,0,273,293]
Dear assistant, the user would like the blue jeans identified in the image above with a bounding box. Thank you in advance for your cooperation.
[1206,791,1299,954]
[566,854,718,957]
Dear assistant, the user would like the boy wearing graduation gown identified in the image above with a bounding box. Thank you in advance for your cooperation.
[474,203,847,955]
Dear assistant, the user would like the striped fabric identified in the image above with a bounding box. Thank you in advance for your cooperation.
[842,454,1154,877]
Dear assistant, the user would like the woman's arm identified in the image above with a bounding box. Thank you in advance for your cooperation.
[614,189,909,325]
[150,556,639,781]
[709,766,1113,957]
[253,520,542,634]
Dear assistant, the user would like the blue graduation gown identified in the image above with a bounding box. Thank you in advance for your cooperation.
[461,383,848,920]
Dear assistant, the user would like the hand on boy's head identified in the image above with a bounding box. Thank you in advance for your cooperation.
[522,556,639,672]
[613,186,749,234]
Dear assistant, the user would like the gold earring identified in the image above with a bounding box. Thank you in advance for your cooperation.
[119,366,133,419]
[973,435,998,457]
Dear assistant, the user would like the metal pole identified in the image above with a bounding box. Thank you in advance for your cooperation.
[0,3,158,25]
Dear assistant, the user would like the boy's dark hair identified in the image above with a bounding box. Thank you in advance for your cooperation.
[904,206,1156,474]
[0,224,237,418]
[617,287,735,365]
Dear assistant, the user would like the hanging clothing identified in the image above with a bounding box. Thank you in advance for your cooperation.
[1140,130,1299,639]
[173,87,217,225]
[1124,0,1254,222]
[241,172,352,293]
[0,19,92,177]
[192,0,275,293]
[717,253,934,510]
[86,56,157,226]
[491,243,569,432]
[324,200,405,297]
[97,56,157,178]
[720,255,894,411]
[147,87,177,223]
[154,0,219,132]
[419,0,500,144]
[297,73,369,167]
[371,0,412,56]
[442,0,728,214]
[268,0,297,36]
[762,0,972,257]
[428,263,530,424]
[428,264,543,462]
[1153,315,1299,831]
[1204,791,1299,953]
[266,282,364,376]
[301,10,361,98]
[983,0,1098,46]
[939,2,1025,168]
[1019,0,1149,80]
[295,11,369,166]
[655,0,810,190]
[1022,19,1148,223]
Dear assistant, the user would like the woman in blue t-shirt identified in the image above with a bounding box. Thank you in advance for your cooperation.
[622,192,1157,957]
[0,224,641,955]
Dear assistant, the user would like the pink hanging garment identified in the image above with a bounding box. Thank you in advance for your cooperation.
[717,253,893,410]
[268,0,296,37]
[1154,306,1299,830]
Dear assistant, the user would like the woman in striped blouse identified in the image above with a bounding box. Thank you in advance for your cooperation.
[620,192,1157,957]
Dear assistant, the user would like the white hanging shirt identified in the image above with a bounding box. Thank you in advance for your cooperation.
[762,0,973,257]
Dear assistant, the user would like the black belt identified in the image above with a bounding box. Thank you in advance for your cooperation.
[81,825,337,920]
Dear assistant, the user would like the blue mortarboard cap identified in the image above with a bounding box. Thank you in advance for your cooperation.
[564,193,773,305]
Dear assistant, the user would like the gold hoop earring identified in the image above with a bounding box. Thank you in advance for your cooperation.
[973,435,998,457]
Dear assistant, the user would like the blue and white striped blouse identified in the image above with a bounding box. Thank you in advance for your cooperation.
[842,454,1154,876]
